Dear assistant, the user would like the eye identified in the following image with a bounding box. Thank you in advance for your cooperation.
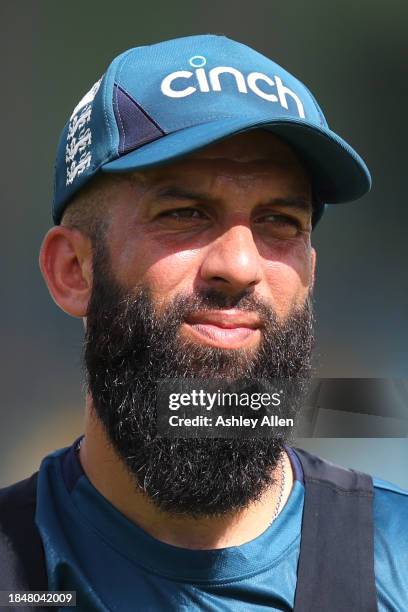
[254,213,302,238]
[158,207,208,220]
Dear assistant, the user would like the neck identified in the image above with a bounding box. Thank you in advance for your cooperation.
[78,394,294,550]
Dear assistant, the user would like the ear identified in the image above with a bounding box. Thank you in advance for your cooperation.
[39,226,93,317]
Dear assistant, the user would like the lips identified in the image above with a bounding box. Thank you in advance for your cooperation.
[186,309,261,328]
[183,310,262,349]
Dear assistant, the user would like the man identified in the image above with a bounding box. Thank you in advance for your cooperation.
[0,34,407,612]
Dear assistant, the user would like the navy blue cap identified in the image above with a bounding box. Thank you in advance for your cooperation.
[53,34,372,226]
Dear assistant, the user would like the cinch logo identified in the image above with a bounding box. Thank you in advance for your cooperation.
[160,55,305,119]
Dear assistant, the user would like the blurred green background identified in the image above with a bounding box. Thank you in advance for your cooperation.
[1,0,407,487]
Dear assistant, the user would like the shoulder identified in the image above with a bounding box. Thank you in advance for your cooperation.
[372,475,408,552]
[0,471,38,503]
[292,447,408,608]
[371,477,408,609]
[0,472,46,590]
[0,472,39,551]
[372,475,408,541]
[373,475,408,507]
[0,472,38,506]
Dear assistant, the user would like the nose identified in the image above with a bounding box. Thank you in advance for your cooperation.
[199,224,262,294]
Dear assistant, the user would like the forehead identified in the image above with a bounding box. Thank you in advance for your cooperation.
[97,129,312,211]
[129,129,311,192]
[189,129,306,164]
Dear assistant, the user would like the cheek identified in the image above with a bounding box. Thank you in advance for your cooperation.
[263,241,313,317]
[112,233,201,306]
[147,250,201,303]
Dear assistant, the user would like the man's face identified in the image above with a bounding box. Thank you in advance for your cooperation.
[84,130,316,517]
[103,129,314,340]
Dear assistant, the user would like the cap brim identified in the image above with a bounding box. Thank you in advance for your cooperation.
[102,116,371,203]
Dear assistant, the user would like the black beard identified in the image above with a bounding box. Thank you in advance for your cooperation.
[84,240,314,518]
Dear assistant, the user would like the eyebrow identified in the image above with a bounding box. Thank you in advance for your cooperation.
[154,186,312,212]
[155,186,214,202]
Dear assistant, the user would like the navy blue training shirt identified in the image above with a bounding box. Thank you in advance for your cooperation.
[35,437,408,611]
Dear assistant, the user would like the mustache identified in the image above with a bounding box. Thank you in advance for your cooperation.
[154,288,277,328]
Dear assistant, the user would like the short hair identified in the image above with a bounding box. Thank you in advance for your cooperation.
[60,172,115,246]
